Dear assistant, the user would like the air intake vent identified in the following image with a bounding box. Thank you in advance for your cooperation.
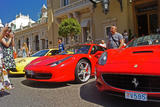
[132,51,153,54]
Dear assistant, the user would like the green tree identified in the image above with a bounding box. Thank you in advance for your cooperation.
[58,18,81,43]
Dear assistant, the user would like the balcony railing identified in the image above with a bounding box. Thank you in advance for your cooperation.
[54,0,92,17]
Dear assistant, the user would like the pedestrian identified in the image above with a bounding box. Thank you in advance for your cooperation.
[89,40,94,44]
[21,42,29,58]
[1,27,16,73]
[99,40,106,48]
[13,47,17,59]
[17,49,22,57]
[123,30,129,44]
[58,38,64,52]
[28,49,32,56]
[107,26,124,49]
[0,27,14,92]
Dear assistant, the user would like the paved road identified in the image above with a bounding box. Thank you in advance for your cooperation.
[0,77,160,107]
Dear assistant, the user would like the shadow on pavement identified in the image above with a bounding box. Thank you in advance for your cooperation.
[0,91,10,97]
[80,81,160,107]
[21,80,70,89]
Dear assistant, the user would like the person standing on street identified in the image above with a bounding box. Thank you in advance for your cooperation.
[123,30,129,44]
[99,40,106,48]
[21,42,29,58]
[107,26,124,49]
[1,27,16,72]
[58,38,64,53]
[0,27,14,92]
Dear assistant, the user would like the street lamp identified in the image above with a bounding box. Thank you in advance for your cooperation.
[90,0,123,14]
[102,0,110,14]
[89,0,101,8]
[90,0,110,14]
[89,0,101,3]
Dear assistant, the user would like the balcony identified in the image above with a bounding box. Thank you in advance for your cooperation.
[54,0,92,17]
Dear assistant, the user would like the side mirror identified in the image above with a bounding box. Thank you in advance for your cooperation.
[48,53,52,56]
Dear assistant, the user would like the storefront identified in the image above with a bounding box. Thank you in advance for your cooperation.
[133,0,158,36]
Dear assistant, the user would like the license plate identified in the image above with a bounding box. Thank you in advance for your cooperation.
[125,91,147,101]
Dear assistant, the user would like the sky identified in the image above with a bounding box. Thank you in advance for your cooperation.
[0,0,47,25]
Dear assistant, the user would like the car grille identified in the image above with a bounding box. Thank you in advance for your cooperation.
[26,71,52,80]
[102,74,160,92]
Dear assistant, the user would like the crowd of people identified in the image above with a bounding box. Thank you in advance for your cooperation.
[57,25,129,52]
[95,25,128,49]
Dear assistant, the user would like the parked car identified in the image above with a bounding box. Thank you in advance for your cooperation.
[96,34,160,102]
[9,49,59,75]
[24,44,106,83]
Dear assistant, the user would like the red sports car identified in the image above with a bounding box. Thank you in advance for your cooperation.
[25,44,106,83]
[96,34,160,102]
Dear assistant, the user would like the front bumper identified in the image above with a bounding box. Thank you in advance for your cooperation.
[96,73,160,102]
[24,61,76,82]
[9,68,25,75]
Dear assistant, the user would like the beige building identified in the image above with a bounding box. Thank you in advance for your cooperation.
[13,5,48,54]
[47,0,160,48]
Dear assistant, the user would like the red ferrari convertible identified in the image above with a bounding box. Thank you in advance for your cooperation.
[25,44,106,83]
[96,34,160,102]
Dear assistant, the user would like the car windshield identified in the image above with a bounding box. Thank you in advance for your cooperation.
[31,49,49,57]
[127,34,160,48]
[59,45,91,55]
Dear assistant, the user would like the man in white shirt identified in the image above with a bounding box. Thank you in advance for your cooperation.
[99,40,106,48]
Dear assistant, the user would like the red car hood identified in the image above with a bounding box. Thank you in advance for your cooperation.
[107,45,160,64]
[30,55,72,66]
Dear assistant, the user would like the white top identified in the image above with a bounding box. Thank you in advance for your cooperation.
[99,43,106,48]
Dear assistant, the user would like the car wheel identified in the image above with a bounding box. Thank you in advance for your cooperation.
[75,59,91,83]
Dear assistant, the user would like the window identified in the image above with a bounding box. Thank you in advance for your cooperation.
[31,49,49,57]
[105,26,111,37]
[26,38,29,49]
[74,35,79,42]
[65,36,69,44]
[90,46,97,54]
[61,0,69,7]
[42,39,45,49]
[64,0,69,6]
[48,50,59,56]
[127,34,160,47]
[46,40,48,48]
[83,27,89,43]
[35,35,39,51]
[18,40,21,49]
[90,45,106,54]
[97,46,106,51]
[59,45,91,55]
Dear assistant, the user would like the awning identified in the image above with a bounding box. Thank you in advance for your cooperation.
[81,19,90,27]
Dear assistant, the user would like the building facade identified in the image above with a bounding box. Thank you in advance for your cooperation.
[47,0,160,48]
[132,0,159,36]
[0,19,4,32]
[12,5,48,54]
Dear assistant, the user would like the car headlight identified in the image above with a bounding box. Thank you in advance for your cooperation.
[98,52,107,65]
[48,56,72,67]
